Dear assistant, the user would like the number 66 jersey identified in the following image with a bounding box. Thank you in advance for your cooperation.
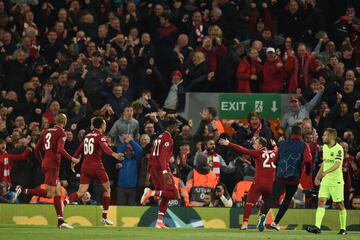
[75,129,115,170]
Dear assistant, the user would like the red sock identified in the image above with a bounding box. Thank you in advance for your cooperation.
[154,190,162,197]
[54,196,63,219]
[157,212,165,222]
[68,192,79,204]
[102,196,111,219]
[159,198,169,215]
[243,203,253,223]
[25,188,49,198]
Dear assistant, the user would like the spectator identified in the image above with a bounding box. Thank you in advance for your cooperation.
[285,43,319,93]
[3,50,32,92]
[281,85,325,137]
[109,104,139,145]
[195,139,235,183]
[186,153,217,207]
[236,48,262,93]
[116,135,142,206]
[78,191,97,205]
[0,181,20,203]
[105,84,129,118]
[262,47,285,93]
[209,183,233,207]
[163,70,186,113]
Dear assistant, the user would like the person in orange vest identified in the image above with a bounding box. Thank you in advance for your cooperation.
[232,176,254,208]
[168,163,189,207]
[186,153,217,206]
[30,184,67,204]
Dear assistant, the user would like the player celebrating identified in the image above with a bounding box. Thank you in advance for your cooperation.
[24,113,79,228]
[219,137,277,230]
[306,128,347,235]
[64,117,124,225]
[140,119,180,229]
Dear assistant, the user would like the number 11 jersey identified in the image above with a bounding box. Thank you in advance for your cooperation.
[148,131,174,172]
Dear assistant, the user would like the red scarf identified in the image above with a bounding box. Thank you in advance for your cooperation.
[293,54,311,88]
[251,122,262,136]
[0,151,29,185]
[203,150,220,183]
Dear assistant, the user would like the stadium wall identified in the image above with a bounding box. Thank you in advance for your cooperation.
[1,204,359,231]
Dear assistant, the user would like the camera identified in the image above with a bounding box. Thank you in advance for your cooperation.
[215,186,222,193]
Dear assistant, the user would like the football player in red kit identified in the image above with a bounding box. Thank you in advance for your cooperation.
[24,113,79,228]
[219,137,277,230]
[64,117,123,225]
[140,119,180,228]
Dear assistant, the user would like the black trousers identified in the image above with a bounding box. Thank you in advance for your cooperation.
[262,180,298,224]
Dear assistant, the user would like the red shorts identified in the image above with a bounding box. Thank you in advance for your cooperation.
[80,168,109,184]
[42,167,60,187]
[150,166,178,193]
[246,182,272,204]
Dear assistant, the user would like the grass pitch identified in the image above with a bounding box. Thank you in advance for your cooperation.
[0,225,359,240]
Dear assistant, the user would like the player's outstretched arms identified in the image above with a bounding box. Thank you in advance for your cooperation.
[112,152,124,161]
[219,138,259,157]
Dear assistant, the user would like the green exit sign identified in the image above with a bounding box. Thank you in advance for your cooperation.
[219,94,281,119]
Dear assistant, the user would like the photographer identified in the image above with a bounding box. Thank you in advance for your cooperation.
[210,183,233,207]
[0,181,20,203]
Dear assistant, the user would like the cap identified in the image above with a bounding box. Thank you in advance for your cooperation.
[266,47,275,53]
[172,70,182,78]
[290,96,299,103]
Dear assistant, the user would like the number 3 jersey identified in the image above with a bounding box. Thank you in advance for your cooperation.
[36,125,72,169]
[148,131,174,172]
[75,129,114,170]
[228,143,276,184]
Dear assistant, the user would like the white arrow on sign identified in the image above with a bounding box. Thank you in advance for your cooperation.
[271,101,278,112]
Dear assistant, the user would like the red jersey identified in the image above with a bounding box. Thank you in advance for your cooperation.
[35,125,72,169]
[228,143,276,184]
[75,129,115,171]
[148,131,174,172]
[0,151,30,184]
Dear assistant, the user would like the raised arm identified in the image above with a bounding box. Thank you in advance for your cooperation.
[227,142,260,158]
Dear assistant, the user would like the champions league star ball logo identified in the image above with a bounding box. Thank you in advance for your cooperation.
[138,207,204,228]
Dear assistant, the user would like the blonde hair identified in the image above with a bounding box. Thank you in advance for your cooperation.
[208,25,223,39]
[193,51,206,64]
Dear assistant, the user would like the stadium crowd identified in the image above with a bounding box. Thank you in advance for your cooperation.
[0,0,359,210]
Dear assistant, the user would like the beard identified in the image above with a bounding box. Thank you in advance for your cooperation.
[207,147,215,153]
